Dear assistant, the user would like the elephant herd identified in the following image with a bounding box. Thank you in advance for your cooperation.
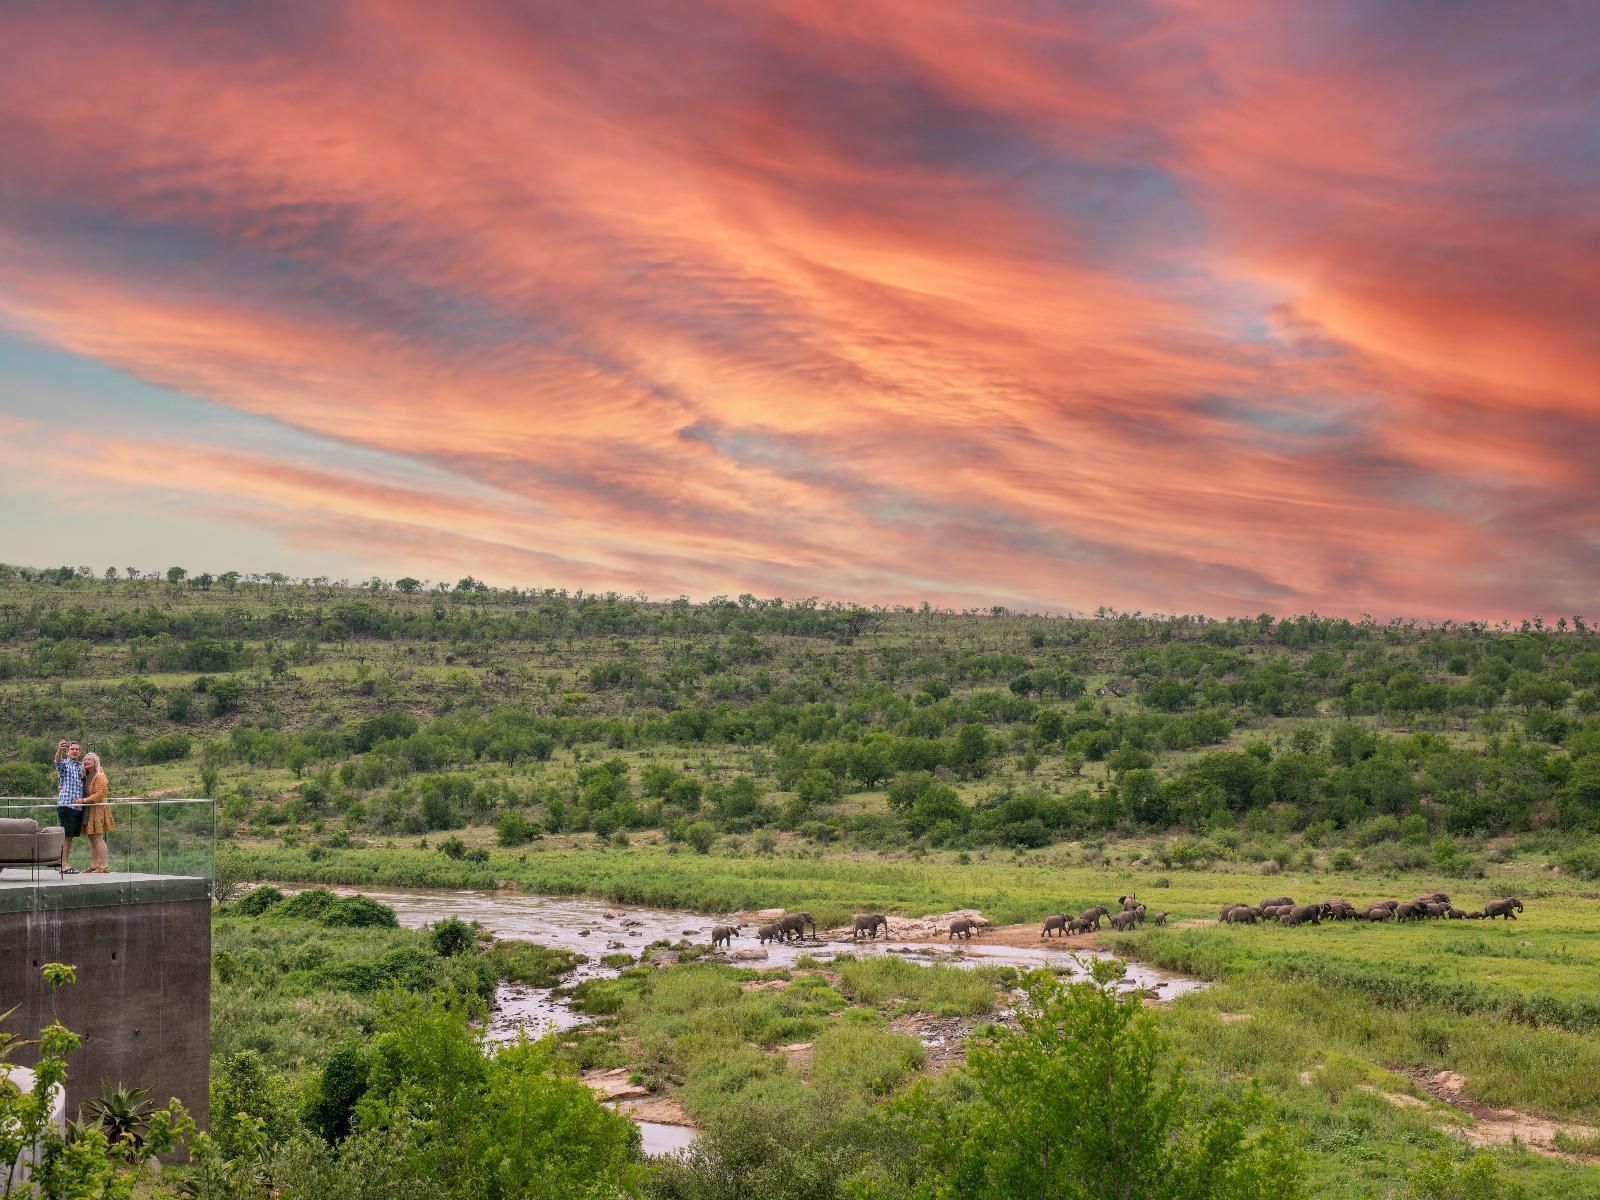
[1040,894,1167,939]
[710,911,893,948]
[1218,893,1526,927]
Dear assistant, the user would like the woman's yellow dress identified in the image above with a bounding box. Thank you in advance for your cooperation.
[81,771,115,835]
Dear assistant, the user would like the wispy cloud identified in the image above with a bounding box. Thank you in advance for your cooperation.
[0,0,1595,617]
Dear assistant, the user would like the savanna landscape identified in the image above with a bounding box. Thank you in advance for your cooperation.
[5,567,1600,1198]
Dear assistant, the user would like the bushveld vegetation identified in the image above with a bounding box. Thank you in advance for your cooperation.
[5,568,1600,1196]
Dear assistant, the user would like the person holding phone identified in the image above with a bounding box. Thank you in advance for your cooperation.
[54,739,85,873]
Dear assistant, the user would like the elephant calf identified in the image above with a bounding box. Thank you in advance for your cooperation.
[1260,895,1294,911]
[1040,914,1070,938]
[947,917,981,940]
[1068,917,1094,934]
[852,914,889,940]
[757,923,785,944]
[1362,904,1393,921]
[711,924,742,949]
[1223,905,1257,925]
[1150,911,1167,926]
[1109,910,1138,931]
[1078,906,1109,930]
[1484,897,1524,920]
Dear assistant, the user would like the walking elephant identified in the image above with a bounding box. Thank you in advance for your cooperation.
[1078,906,1109,929]
[1484,897,1524,920]
[1150,911,1168,926]
[757,923,785,944]
[711,924,742,949]
[1279,903,1323,927]
[1040,914,1070,938]
[1260,896,1294,911]
[852,914,889,940]
[947,917,982,940]
[777,912,816,940]
[1109,910,1139,931]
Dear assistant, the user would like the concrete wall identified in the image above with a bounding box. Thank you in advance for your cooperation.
[0,898,210,1128]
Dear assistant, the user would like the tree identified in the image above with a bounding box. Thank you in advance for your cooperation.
[127,676,160,708]
[1,964,194,1197]
[166,566,187,585]
[861,961,1303,1200]
[396,577,422,593]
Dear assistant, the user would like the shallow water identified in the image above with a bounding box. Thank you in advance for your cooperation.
[288,883,1207,1152]
[305,885,1209,1038]
[632,1119,698,1156]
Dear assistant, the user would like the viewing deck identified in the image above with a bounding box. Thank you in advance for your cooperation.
[0,798,214,913]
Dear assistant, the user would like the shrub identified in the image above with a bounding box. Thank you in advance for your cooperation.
[1330,849,1357,871]
[686,821,718,854]
[235,884,285,916]
[431,917,479,958]
[275,887,338,921]
[322,895,399,928]
[141,732,192,764]
[496,808,537,846]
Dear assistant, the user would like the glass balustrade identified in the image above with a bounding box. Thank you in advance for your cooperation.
[0,799,214,913]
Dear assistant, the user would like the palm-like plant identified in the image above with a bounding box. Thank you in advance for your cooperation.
[80,1082,153,1153]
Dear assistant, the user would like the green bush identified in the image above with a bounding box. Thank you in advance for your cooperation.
[235,885,285,916]
[322,895,399,928]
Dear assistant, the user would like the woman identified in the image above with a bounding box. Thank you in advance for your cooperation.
[80,751,115,873]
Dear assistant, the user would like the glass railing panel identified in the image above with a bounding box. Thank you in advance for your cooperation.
[0,799,214,911]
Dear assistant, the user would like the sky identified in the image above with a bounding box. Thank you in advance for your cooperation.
[1,0,1597,620]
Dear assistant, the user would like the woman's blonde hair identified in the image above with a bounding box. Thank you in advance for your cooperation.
[82,751,101,774]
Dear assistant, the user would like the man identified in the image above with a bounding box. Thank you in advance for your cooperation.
[54,739,85,873]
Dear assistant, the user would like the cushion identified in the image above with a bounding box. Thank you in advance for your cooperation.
[0,817,42,834]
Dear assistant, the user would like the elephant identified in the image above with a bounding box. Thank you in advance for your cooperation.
[777,912,817,940]
[1463,910,1487,919]
[1422,902,1450,919]
[1445,907,1467,920]
[1120,894,1140,912]
[1260,896,1294,911]
[1078,906,1109,929]
[1040,914,1070,938]
[1321,900,1358,920]
[852,914,889,940]
[1261,904,1291,921]
[1394,901,1424,921]
[1362,904,1392,921]
[711,924,742,949]
[757,922,785,944]
[1109,910,1139,931]
[1484,897,1524,920]
[947,917,981,940]
[1151,911,1168,926]
[1131,903,1148,925]
[1068,917,1094,934]
[1417,892,1450,904]
[1279,903,1323,927]
[1219,904,1240,923]
[1224,906,1259,925]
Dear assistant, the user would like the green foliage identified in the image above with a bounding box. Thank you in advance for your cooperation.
[861,963,1303,1200]
[234,885,285,916]
[1402,1149,1526,1200]
[429,917,478,958]
[321,895,399,929]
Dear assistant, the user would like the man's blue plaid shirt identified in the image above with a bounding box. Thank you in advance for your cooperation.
[57,756,84,804]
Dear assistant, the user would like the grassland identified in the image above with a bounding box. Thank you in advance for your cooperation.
[6,570,1600,1195]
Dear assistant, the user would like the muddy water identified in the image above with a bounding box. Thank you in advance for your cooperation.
[310,885,1208,1035]
[297,885,1208,1157]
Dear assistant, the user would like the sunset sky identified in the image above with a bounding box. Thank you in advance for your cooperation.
[2,1,1596,619]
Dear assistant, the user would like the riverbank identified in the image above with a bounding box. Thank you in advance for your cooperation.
[229,846,1600,1196]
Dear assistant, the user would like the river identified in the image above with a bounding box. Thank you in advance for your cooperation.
[300,884,1208,1156]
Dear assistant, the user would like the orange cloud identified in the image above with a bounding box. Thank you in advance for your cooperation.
[0,0,1594,618]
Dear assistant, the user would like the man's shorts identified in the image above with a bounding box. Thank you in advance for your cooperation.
[57,804,85,838]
